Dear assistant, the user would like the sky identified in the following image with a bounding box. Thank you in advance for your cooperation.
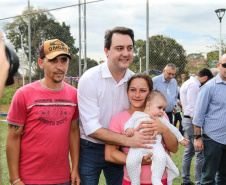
[0,0,226,61]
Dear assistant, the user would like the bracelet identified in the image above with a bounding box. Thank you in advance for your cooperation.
[12,179,21,185]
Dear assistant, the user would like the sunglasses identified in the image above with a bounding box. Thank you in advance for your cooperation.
[219,63,226,68]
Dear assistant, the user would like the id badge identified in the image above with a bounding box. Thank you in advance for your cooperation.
[167,88,170,94]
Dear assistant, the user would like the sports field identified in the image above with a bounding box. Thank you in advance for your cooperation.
[0,120,194,185]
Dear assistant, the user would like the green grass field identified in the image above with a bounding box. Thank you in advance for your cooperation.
[1,118,9,185]
[0,120,194,185]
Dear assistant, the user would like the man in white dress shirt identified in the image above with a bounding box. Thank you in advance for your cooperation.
[180,68,213,185]
[77,27,179,185]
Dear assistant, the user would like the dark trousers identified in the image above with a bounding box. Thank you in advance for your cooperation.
[173,112,183,135]
[201,134,226,185]
[166,112,173,124]
[79,138,123,185]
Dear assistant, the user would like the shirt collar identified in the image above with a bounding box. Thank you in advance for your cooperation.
[216,74,226,84]
[101,60,132,84]
[161,73,167,83]
[121,69,133,84]
[161,73,172,83]
[101,61,112,78]
[191,76,201,87]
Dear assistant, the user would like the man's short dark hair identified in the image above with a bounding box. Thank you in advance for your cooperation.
[104,27,134,50]
[197,68,214,80]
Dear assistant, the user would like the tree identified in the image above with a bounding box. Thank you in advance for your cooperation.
[206,50,219,63]
[129,55,141,73]
[99,59,105,64]
[134,35,187,79]
[67,57,99,78]
[81,58,98,72]
[187,53,205,61]
[129,39,146,73]
[185,59,206,76]
[206,37,226,62]
[4,7,79,80]
[185,53,208,76]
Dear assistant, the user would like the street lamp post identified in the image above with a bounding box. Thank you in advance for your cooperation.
[215,8,226,60]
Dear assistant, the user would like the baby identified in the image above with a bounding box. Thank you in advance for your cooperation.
[124,90,189,185]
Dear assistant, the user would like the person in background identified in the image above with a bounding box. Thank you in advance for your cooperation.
[181,74,186,84]
[180,68,213,185]
[193,54,226,185]
[210,67,219,77]
[6,39,80,185]
[152,63,178,124]
[173,90,183,136]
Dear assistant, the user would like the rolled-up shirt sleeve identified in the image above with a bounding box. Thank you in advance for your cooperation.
[77,76,102,136]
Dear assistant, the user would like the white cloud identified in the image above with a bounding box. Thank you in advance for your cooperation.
[0,0,226,61]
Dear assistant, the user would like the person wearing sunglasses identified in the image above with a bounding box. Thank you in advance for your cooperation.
[193,54,226,185]
[218,62,226,68]
[152,63,178,124]
[180,68,213,185]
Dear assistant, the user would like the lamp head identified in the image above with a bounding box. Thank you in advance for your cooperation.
[215,8,226,22]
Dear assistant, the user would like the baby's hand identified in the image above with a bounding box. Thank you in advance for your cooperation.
[125,128,134,137]
[179,139,190,146]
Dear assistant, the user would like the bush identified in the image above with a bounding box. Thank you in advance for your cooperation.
[0,85,21,104]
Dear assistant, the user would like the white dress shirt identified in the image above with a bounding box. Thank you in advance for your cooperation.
[77,61,134,144]
[180,76,201,117]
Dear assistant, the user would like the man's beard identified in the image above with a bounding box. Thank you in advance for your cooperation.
[53,78,63,83]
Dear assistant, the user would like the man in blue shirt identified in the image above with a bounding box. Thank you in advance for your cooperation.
[193,54,226,185]
[152,63,178,123]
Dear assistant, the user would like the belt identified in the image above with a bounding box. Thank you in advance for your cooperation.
[166,112,172,114]
[184,115,191,119]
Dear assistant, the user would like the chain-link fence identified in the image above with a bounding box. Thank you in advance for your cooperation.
[0,0,226,87]
[1,1,226,184]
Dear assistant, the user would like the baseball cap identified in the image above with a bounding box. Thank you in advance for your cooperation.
[39,39,71,60]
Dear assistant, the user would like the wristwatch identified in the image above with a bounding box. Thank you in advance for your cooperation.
[194,134,202,139]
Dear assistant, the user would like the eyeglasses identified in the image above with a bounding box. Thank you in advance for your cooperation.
[219,63,226,68]
[165,70,176,77]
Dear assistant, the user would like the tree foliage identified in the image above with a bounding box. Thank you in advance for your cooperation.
[187,53,205,61]
[185,60,206,76]
[206,37,226,63]
[206,50,219,63]
[85,58,99,69]
[131,35,187,79]
[185,53,208,76]
[4,7,79,79]
[67,57,99,77]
